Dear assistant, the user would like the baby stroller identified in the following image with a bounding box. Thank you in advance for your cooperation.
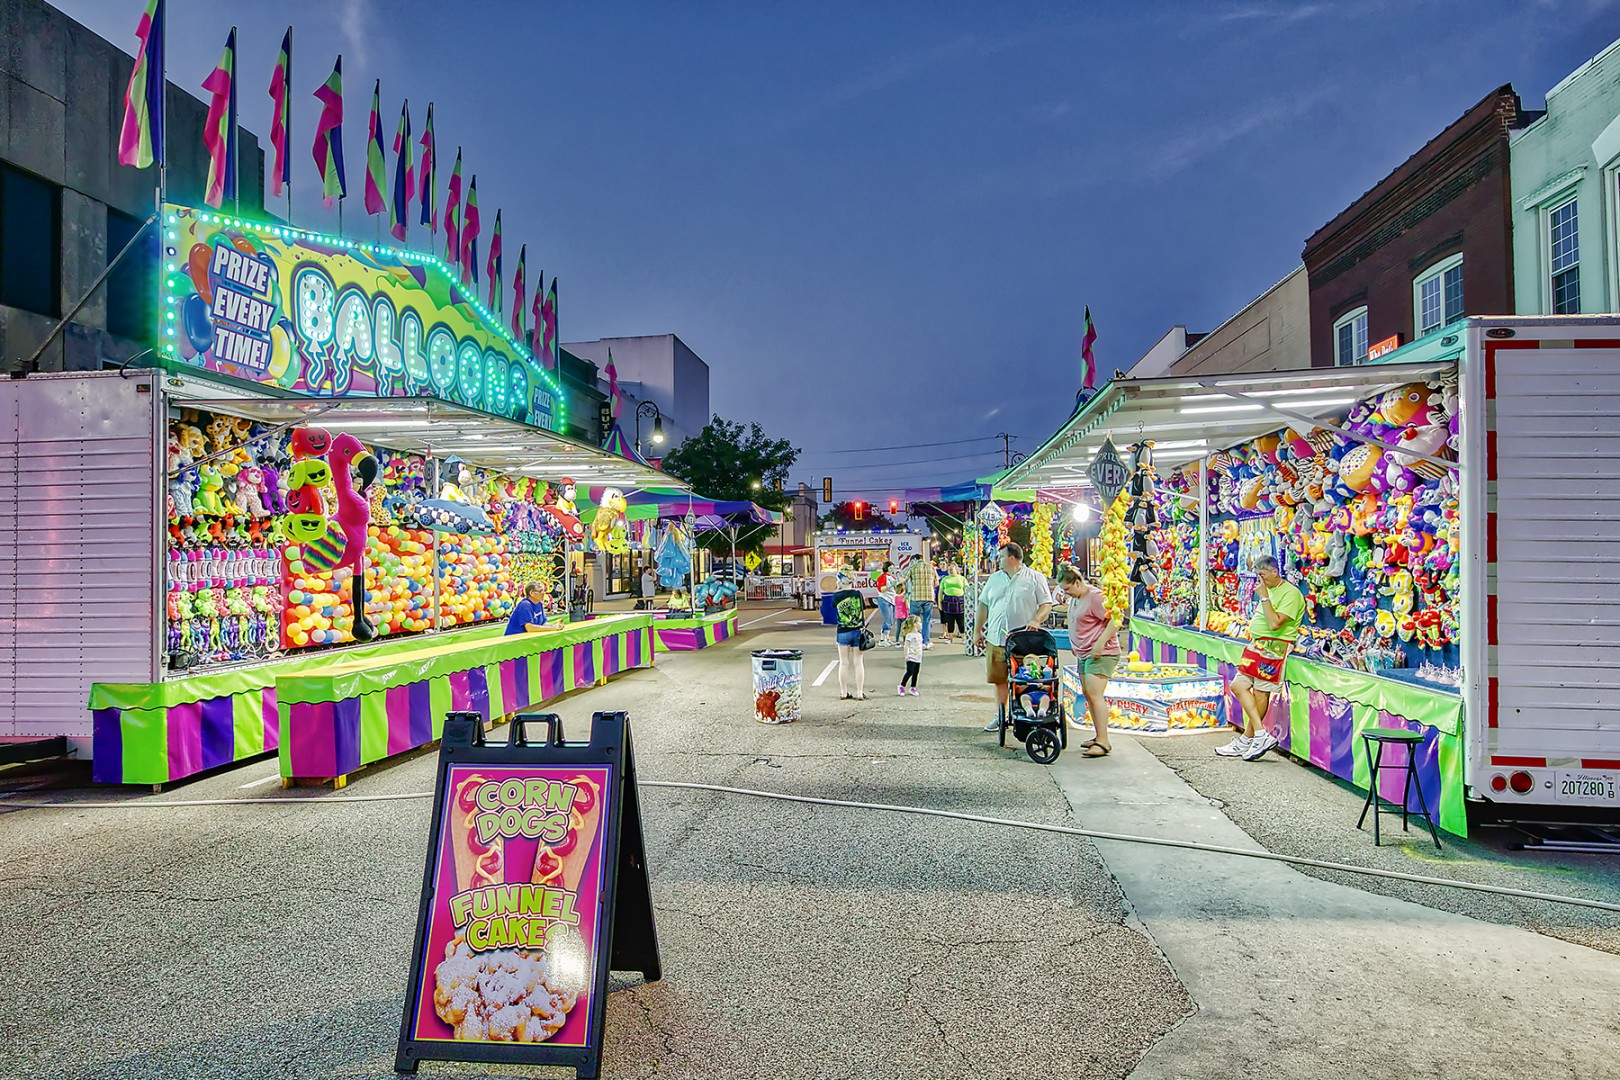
[1000,628,1067,764]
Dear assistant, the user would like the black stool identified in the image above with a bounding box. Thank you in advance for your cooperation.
[1356,728,1441,849]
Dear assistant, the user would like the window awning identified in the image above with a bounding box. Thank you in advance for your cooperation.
[1001,360,1457,493]
[164,374,687,492]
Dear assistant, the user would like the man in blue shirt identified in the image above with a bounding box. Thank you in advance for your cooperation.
[505,583,550,635]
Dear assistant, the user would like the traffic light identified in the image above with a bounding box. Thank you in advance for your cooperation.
[888,499,899,514]
[822,477,833,503]
[853,501,864,521]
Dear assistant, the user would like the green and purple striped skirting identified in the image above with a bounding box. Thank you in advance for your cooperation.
[1125,620,1468,837]
[653,611,736,651]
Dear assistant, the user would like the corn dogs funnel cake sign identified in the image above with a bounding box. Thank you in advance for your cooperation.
[397,712,660,1078]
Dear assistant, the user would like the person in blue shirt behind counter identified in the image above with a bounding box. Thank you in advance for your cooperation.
[505,583,550,635]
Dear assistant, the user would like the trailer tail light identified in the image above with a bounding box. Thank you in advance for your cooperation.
[1509,771,1535,794]
[1489,774,1508,793]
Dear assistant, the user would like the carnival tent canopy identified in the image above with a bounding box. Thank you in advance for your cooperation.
[166,374,686,492]
[903,473,1038,506]
[999,359,1457,495]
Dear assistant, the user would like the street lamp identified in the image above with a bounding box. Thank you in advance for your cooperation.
[750,479,762,490]
[635,400,664,453]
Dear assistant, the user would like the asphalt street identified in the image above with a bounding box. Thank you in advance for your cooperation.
[3,602,1619,1080]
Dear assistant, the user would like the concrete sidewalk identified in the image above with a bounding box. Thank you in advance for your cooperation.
[1050,736,1620,1080]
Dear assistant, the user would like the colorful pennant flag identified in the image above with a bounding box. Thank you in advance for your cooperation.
[605,350,621,420]
[1081,305,1099,390]
[267,27,291,196]
[312,55,346,207]
[486,210,502,312]
[200,28,237,208]
[363,80,387,217]
[443,148,462,266]
[117,0,165,169]
[511,245,527,341]
[418,102,436,232]
[542,277,558,370]
[390,100,412,241]
[460,176,481,288]
[530,268,544,358]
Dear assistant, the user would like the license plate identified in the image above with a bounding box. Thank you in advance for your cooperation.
[1554,771,1619,804]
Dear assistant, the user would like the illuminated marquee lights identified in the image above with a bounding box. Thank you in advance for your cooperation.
[159,207,566,429]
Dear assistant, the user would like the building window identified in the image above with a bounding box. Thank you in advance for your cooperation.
[1414,255,1464,337]
[1549,198,1580,314]
[106,209,154,341]
[0,163,62,317]
[1333,306,1368,366]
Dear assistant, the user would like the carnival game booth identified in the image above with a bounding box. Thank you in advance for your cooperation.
[646,501,777,651]
[0,205,689,787]
[1002,317,1620,835]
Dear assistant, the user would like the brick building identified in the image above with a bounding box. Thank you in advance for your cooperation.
[1302,85,1534,366]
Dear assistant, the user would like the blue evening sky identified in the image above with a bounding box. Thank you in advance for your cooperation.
[59,0,1620,498]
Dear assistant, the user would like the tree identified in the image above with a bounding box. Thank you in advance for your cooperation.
[821,501,897,531]
[660,414,801,559]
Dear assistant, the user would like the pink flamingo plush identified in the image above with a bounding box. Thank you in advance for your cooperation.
[328,433,380,641]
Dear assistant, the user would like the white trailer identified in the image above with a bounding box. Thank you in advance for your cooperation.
[812,530,926,599]
[0,372,163,758]
[1460,316,1620,809]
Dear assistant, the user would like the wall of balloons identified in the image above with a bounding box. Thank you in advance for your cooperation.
[1132,378,1462,685]
[163,407,628,673]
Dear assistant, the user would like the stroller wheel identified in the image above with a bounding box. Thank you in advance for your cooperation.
[1026,727,1061,765]
[997,705,1007,748]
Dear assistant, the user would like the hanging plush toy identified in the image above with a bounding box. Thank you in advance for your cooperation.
[590,488,630,554]
[541,477,585,540]
[655,521,693,588]
[327,433,379,641]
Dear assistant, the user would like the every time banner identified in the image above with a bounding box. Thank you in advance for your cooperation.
[161,205,557,432]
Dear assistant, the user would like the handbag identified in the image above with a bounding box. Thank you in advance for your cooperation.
[858,628,876,651]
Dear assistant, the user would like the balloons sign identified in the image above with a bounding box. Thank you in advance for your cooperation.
[188,242,214,304]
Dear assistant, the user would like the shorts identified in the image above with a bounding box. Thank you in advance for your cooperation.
[1076,654,1120,679]
[985,644,1008,685]
[836,629,863,647]
[1238,644,1287,692]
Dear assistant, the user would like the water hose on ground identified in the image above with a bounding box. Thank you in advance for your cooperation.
[3,780,1617,915]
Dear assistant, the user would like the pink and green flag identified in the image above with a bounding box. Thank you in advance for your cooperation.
[460,176,480,288]
[267,27,291,196]
[363,80,387,216]
[511,245,527,340]
[486,210,502,312]
[443,149,462,266]
[530,267,544,357]
[117,0,165,169]
[1081,305,1098,390]
[312,55,346,207]
[390,100,412,240]
[418,102,436,232]
[542,277,559,370]
[200,27,237,208]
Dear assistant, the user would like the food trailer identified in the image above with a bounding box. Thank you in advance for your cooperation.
[811,530,926,598]
[1001,317,1620,834]
[0,205,685,788]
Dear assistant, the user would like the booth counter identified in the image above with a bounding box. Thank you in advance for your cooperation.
[653,610,737,651]
[89,613,655,788]
[1126,618,1466,835]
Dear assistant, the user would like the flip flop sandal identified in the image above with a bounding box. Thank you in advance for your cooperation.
[1079,739,1099,750]
[1082,743,1112,757]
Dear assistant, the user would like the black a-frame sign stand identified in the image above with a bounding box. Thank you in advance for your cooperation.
[395,710,660,1079]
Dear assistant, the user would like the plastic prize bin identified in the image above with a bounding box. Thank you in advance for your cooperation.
[751,649,803,724]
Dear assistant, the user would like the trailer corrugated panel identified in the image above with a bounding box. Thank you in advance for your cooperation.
[1489,339,1620,765]
[0,374,159,749]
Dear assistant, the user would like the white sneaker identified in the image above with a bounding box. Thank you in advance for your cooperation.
[1214,734,1253,757]
[984,715,1002,731]
[1243,732,1280,761]
[897,685,906,696]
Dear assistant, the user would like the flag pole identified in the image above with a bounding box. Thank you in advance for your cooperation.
[156,0,167,215]
[230,25,239,218]
[286,26,293,225]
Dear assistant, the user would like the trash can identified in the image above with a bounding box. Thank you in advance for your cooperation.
[751,649,803,724]
[820,593,838,625]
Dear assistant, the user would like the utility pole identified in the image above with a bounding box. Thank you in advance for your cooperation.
[995,432,1014,469]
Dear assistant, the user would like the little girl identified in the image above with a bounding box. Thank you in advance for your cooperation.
[897,616,924,696]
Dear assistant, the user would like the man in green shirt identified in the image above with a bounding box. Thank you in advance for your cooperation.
[1217,555,1305,762]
